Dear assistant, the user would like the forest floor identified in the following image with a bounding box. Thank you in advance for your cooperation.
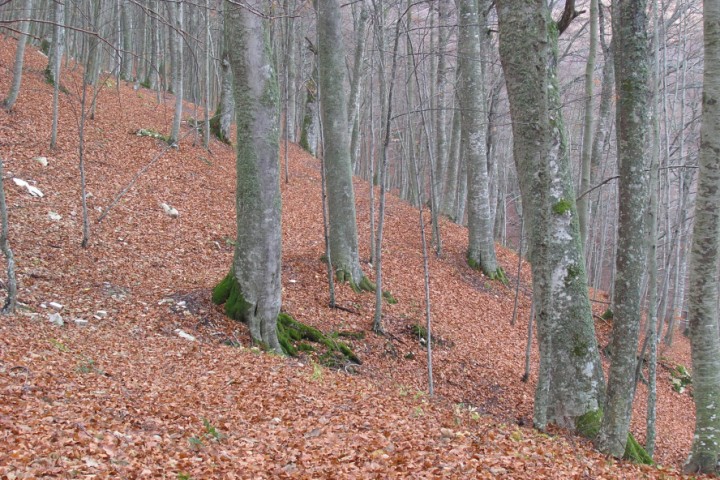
[0,37,700,478]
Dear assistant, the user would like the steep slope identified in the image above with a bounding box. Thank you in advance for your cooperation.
[0,36,695,477]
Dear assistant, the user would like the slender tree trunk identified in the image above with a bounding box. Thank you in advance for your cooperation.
[596,0,651,457]
[348,2,368,170]
[213,0,282,353]
[433,0,449,210]
[442,86,462,219]
[170,0,184,145]
[577,0,598,246]
[49,0,65,149]
[0,157,17,314]
[3,0,33,111]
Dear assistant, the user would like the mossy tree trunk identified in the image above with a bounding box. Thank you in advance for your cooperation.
[683,0,720,473]
[317,0,368,289]
[458,0,498,276]
[214,0,282,353]
[497,0,604,430]
[596,0,651,458]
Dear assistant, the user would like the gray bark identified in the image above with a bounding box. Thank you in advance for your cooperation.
[170,0,184,145]
[0,157,17,314]
[121,1,133,81]
[433,0,450,209]
[3,0,33,111]
[441,87,461,219]
[497,1,604,430]
[577,0,598,246]
[317,0,367,288]
[223,0,282,352]
[49,0,65,149]
[596,0,651,457]
[347,2,368,169]
[458,0,497,276]
[683,0,720,472]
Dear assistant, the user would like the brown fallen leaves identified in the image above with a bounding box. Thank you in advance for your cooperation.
[0,36,700,478]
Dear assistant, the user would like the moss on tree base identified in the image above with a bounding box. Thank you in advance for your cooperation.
[209,113,231,145]
[335,269,375,293]
[277,313,361,366]
[212,270,252,321]
[467,253,509,285]
[576,410,653,465]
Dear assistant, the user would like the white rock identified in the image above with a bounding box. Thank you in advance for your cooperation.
[161,203,179,219]
[33,156,48,167]
[176,300,186,307]
[12,178,44,197]
[48,312,63,326]
[48,211,62,221]
[48,302,63,311]
[175,329,196,341]
[74,318,89,326]
[94,310,108,319]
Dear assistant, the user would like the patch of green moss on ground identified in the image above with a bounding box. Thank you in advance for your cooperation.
[277,313,361,366]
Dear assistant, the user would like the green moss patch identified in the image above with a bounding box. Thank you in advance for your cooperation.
[277,313,361,366]
[212,270,252,321]
[552,198,573,215]
[136,128,171,143]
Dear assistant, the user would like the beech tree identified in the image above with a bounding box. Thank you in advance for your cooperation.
[212,0,282,352]
[596,0,651,457]
[457,0,498,277]
[683,0,720,472]
[497,0,604,430]
[317,0,372,291]
[2,0,33,111]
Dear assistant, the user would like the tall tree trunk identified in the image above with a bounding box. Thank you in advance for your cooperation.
[577,0,598,246]
[0,157,17,314]
[49,0,65,149]
[458,0,498,276]
[433,0,450,209]
[596,0,651,457]
[497,1,604,430]
[121,1,134,81]
[3,0,33,111]
[347,2,368,170]
[212,0,282,353]
[441,86,461,219]
[683,0,720,472]
[170,0,184,145]
[317,0,370,290]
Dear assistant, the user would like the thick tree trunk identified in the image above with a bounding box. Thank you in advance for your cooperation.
[683,0,720,472]
[317,0,368,289]
[596,0,651,457]
[497,1,604,430]
[213,0,282,353]
[458,0,497,276]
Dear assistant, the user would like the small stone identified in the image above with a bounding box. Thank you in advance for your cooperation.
[161,203,179,219]
[74,318,89,327]
[34,156,48,167]
[489,467,507,476]
[48,312,63,326]
[48,301,63,311]
[175,329,196,341]
[94,310,108,319]
[176,300,186,307]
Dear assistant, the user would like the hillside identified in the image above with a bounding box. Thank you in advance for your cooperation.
[0,36,697,478]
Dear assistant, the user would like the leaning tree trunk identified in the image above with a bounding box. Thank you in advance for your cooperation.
[458,0,498,277]
[683,0,720,473]
[596,0,651,458]
[497,1,604,430]
[3,0,33,111]
[212,0,282,353]
[316,0,370,291]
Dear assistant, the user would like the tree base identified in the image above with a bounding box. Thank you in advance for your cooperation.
[212,269,252,321]
[577,410,653,465]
